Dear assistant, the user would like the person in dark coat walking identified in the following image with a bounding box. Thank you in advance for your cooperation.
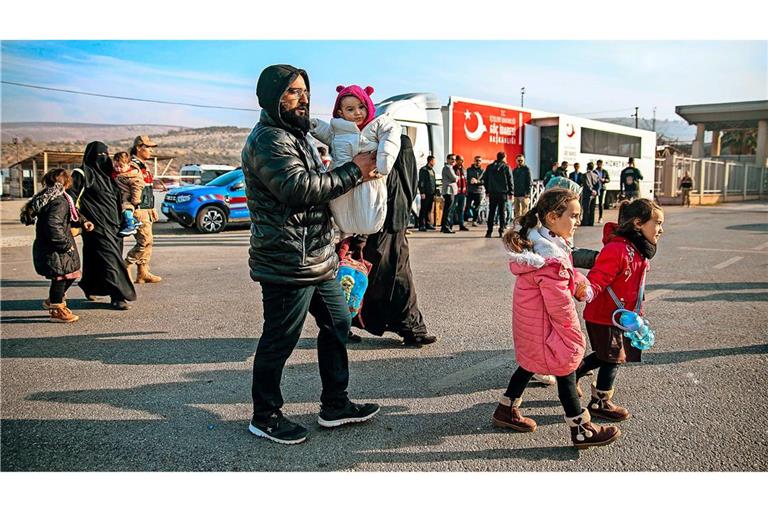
[350,134,438,347]
[20,168,94,322]
[69,141,137,310]
[594,159,610,223]
[580,162,599,226]
[242,64,380,445]
[482,151,513,237]
[417,156,437,231]
[620,157,644,199]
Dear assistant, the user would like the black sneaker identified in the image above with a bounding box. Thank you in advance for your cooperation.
[317,401,380,428]
[402,334,438,346]
[347,331,362,344]
[248,412,308,445]
[484,232,492,238]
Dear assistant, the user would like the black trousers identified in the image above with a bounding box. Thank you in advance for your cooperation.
[581,194,596,226]
[576,352,620,390]
[466,192,483,221]
[252,279,351,419]
[486,193,508,233]
[504,366,582,417]
[418,194,434,228]
[597,189,606,220]
[49,278,75,304]
[441,194,454,230]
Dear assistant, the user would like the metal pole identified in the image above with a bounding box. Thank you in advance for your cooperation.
[634,107,639,129]
[520,87,525,108]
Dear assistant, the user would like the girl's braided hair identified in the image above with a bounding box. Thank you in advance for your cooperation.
[502,187,579,252]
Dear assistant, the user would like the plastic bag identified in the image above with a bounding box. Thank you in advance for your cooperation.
[335,238,373,318]
[330,176,387,235]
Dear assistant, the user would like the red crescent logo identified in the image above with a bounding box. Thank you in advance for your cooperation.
[566,123,576,138]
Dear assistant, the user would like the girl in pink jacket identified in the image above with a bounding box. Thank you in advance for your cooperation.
[493,188,621,449]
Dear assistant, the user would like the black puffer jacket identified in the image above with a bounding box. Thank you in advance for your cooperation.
[242,64,362,285]
[33,196,80,278]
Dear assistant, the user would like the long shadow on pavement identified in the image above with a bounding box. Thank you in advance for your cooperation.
[1,337,583,470]
[645,282,768,292]
[6,334,765,471]
[644,343,768,365]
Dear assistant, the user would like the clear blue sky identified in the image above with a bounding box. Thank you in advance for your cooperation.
[2,40,765,128]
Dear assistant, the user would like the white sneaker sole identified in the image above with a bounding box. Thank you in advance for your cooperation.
[248,423,307,445]
[317,407,380,428]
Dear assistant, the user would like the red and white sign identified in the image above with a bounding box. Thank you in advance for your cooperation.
[450,100,532,162]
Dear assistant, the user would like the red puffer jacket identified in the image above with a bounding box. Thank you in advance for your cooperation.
[583,222,649,326]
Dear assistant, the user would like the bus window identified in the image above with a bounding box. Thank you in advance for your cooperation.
[581,127,641,158]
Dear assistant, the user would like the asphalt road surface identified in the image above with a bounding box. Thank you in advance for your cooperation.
[2,202,767,471]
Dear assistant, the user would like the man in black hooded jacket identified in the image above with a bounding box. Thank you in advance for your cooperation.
[242,64,379,445]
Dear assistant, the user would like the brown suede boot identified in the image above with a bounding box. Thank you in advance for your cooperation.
[565,409,620,449]
[49,303,79,323]
[42,297,66,309]
[135,264,162,284]
[492,396,537,432]
[587,385,631,421]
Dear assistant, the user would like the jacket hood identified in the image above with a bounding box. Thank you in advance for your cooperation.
[602,221,618,244]
[508,226,572,276]
[256,64,310,135]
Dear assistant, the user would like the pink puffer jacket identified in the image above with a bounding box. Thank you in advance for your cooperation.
[508,227,588,377]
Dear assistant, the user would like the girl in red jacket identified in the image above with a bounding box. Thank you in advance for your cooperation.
[577,199,664,421]
[493,188,620,449]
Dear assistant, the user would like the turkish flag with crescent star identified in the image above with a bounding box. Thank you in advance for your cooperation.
[451,100,532,164]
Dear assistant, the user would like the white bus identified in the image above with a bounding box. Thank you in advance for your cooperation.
[526,114,656,202]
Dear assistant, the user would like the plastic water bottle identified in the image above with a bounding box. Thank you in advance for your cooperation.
[618,311,655,350]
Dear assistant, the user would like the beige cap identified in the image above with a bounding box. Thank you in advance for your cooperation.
[133,135,158,148]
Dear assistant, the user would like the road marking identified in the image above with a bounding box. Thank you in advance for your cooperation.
[752,241,768,251]
[430,353,511,392]
[678,247,767,255]
[713,256,744,270]
[645,280,690,302]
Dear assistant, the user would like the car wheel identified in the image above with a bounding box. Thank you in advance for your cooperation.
[196,206,227,233]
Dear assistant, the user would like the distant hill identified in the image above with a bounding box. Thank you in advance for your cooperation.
[1,122,188,145]
[1,123,250,174]
[595,117,697,142]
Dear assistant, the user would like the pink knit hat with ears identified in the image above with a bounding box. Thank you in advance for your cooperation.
[333,84,376,128]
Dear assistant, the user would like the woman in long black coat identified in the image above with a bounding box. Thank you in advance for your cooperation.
[351,135,437,346]
[69,141,136,309]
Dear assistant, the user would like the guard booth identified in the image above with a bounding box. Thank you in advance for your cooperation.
[7,150,175,198]
[653,100,768,204]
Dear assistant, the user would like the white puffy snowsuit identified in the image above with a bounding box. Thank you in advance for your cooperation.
[311,113,401,235]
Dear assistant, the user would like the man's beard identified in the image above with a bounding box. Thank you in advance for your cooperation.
[280,104,310,132]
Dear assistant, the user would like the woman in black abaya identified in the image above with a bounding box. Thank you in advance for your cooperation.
[350,135,437,346]
[69,141,136,309]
